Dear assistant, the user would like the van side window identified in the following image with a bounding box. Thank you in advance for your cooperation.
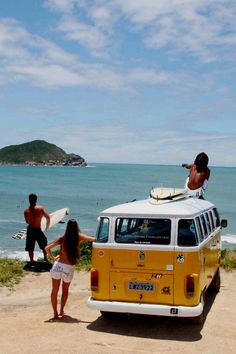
[204,213,211,233]
[115,218,171,245]
[209,211,215,231]
[212,208,220,227]
[200,214,208,238]
[96,217,109,243]
[178,219,198,246]
[195,217,204,242]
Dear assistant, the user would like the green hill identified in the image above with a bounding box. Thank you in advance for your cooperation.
[0,140,86,166]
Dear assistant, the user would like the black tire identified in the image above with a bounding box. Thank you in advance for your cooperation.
[100,311,126,320]
[210,269,221,292]
[100,311,116,319]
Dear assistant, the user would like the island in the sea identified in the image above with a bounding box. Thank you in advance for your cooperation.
[0,140,87,167]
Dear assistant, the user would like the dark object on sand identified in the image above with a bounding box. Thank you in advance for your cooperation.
[23,261,52,273]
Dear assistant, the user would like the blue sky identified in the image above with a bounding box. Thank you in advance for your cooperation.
[0,0,236,166]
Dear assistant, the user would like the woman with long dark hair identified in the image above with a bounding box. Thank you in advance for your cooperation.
[182,152,210,198]
[45,219,95,319]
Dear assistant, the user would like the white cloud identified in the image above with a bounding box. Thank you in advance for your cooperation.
[0,1,235,167]
[32,121,236,166]
[1,18,186,90]
[0,19,115,88]
[5,0,228,91]
[1,111,235,166]
[127,68,169,85]
[44,0,76,13]
[115,0,236,62]
[43,0,236,62]
[0,21,74,87]
[6,64,87,88]
[44,1,114,57]
[57,15,109,57]
[90,6,111,24]
[0,19,76,65]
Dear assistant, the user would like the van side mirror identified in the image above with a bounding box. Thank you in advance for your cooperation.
[221,219,227,228]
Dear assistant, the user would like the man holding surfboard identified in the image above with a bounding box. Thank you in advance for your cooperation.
[24,194,50,264]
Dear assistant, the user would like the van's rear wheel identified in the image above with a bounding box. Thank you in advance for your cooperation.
[100,311,126,319]
[210,269,221,292]
[100,311,119,319]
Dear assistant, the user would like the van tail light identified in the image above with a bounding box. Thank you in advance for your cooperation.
[185,274,195,296]
[91,269,99,291]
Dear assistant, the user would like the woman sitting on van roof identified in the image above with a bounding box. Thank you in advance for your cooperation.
[182,152,210,198]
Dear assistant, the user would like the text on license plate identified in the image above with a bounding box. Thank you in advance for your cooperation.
[128,282,154,291]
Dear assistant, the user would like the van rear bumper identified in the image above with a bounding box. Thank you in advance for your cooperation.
[87,297,203,318]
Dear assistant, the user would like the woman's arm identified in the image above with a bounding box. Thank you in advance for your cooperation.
[45,237,61,261]
[79,232,95,243]
[182,163,193,169]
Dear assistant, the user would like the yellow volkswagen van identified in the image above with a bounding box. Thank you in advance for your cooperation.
[87,188,227,321]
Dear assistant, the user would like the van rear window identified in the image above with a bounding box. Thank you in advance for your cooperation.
[115,218,171,245]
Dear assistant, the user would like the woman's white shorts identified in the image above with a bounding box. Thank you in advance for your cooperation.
[50,261,75,283]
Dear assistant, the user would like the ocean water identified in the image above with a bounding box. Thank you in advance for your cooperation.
[0,163,235,260]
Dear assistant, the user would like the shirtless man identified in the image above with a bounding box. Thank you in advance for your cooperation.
[182,152,210,198]
[24,194,50,263]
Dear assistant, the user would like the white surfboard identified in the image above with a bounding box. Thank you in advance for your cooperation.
[12,207,69,240]
[149,187,187,204]
[40,208,69,231]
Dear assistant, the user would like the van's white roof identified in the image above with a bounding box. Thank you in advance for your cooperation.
[100,197,215,218]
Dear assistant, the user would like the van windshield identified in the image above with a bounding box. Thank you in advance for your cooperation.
[96,217,109,243]
[115,218,171,245]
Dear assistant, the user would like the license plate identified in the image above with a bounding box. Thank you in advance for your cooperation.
[128,281,154,291]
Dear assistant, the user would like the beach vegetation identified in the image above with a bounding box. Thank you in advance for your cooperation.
[76,242,93,271]
[221,249,236,270]
[0,258,24,288]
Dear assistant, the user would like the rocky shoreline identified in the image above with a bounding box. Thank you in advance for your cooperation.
[24,158,87,167]
[0,162,87,167]
[0,157,87,167]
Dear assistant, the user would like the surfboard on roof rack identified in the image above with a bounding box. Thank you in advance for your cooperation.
[149,187,188,204]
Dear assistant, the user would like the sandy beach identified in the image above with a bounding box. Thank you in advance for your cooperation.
[0,269,236,354]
